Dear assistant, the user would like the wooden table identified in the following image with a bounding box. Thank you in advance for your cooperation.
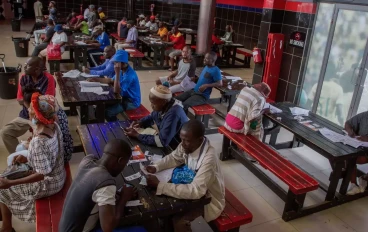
[138,36,173,69]
[264,102,368,205]
[65,40,97,70]
[221,43,245,68]
[178,29,197,45]
[55,73,121,124]
[77,121,211,228]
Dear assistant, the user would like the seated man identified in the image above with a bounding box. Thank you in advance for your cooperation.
[114,20,138,50]
[74,16,90,35]
[156,45,196,93]
[145,119,225,230]
[31,19,55,56]
[86,25,110,67]
[59,139,146,232]
[98,7,106,20]
[124,85,188,148]
[145,16,158,32]
[137,14,146,27]
[175,52,222,112]
[83,46,116,78]
[87,5,97,29]
[221,25,233,42]
[88,50,141,121]
[0,57,55,154]
[165,26,186,71]
[345,111,368,195]
[157,22,168,40]
[117,17,128,39]
[224,82,271,140]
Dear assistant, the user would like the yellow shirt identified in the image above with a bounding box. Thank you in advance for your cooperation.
[99,12,106,19]
[157,27,168,37]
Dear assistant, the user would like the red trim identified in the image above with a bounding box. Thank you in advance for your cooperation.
[216,0,264,8]
[263,0,286,10]
[285,1,316,14]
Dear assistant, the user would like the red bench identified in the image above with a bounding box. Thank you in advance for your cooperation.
[110,33,125,45]
[189,104,216,134]
[35,163,72,232]
[125,48,145,70]
[124,104,150,121]
[236,49,252,68]
[218,126,319,221]
[48,56,62,74]
[214,188,253,231]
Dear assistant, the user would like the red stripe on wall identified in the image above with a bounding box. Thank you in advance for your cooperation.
[263,0,286,10]
[285,2,316,14]
[216,0,264,8]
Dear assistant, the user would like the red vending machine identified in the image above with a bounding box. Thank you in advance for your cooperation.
[262,33,284,102]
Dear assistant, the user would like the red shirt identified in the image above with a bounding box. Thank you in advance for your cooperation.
[212,35,224,45]
[170,32,185,50]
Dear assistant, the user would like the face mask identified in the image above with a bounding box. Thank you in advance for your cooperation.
[32,118,38,125]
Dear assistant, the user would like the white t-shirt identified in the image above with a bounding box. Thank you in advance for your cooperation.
[145,21,158,31]
[51,32,68,53]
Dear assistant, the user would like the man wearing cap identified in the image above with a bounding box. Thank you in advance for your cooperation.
[98,7,106,20]
[87,50,141,121]
[124,85,188,149]
[39,24,68,62]
[224,82,271,140]
[87,5,97,28]
[83,46,116,78]
[86,25,111,67]
[114,20,138,50]
[145,15,158,32]
[165,26,186,71]
[31,19,55,55]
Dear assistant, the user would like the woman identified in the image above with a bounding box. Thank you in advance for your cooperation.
[39,24,68,63]
[0,93,66,232]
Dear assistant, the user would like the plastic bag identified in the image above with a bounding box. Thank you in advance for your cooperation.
[47,43,61,58]
[1,163,33,180]
[171,165,196,184]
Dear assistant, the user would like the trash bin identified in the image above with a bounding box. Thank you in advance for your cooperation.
[11,19,21,32]
[12,37,29,57]
[0,65,21,99]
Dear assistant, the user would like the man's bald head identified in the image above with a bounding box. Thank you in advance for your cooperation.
[25,57,44,77]
[102,139,132,177]
[181,119,205,138]
[204,52,217,66]
[103,45,116,59]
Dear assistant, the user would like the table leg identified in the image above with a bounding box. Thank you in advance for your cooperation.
[69,48,74,61]
[326,161,344,201]
[95,104,106,123]
[80,105,89,125]
[227,95,236,112]
[339,158,357,195]
[220,136,231,161]
[74,48,79,69]
[152,47,158,67]
[160,47,165,67]
[82,48,88,67]
[231,47,237,66]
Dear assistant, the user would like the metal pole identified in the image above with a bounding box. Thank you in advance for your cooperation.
[196,0,216,55]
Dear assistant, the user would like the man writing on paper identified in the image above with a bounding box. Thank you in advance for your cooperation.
[344,111,368,195]
[224,82,271,140]
[145,120,225,231]
[59,139,147,232]
[83,46,116,78]
[124,85,188,149]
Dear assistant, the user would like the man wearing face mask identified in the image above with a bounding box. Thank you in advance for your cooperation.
[0,57,56,154]
[87,50,141,121]
[124,85,188,149]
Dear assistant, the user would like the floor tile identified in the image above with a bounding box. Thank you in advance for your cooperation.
[224,168,251,192]
[240,218,297,232]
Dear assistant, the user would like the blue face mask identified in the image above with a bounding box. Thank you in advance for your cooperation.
[32,118,38,125]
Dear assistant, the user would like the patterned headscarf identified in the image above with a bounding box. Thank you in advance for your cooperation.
[31,93,59,125]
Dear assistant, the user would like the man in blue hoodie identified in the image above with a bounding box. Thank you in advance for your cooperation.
[124,85,188,149]
[83,46,116,78]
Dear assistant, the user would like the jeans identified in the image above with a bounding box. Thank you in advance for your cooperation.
[32,42,48,56]
[175,90,207,112]
[105,98,138,122]
[87,49,103,67]
[33,29,46,44]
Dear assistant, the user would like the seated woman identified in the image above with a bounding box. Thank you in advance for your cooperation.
[0,93,66,232]
[39,24,68,64]
[74,16,90,35]
[124,85,188,149]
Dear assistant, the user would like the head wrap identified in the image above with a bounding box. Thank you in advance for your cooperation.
[150,85,172,100]
[260,82,271,98]
[31,93,59,125]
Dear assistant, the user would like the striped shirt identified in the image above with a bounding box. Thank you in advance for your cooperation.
[224,87,265,140]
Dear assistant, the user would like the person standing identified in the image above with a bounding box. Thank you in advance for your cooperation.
[34,0,43,22]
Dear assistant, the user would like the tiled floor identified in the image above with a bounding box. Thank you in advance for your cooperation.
[0,20,368,232]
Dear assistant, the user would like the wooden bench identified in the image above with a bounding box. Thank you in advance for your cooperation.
[218,126,319,221]
[125,48,145,70]
[236,49,252,68]
[189,104,216,134]
[110,33,125,45]
[214,188,253,232]
[124,104,150,121]
[48,56,62,74]
[35,163,72,232]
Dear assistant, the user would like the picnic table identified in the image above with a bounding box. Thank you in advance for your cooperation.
[178,28,197,45]
[77,120,211,228]
[221,43,245,68]
[55,72,121,124]
[138,36,173,69]
[66,35,98,69]
[264,102,368,206]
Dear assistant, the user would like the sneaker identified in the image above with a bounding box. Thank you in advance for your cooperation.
[358,177,367,192]
[347,183,362,195]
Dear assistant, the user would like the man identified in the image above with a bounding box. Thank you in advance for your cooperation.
[0,57,55,153]
[156,46,196,93]
[117,17,128,39]
[31,19,54,56]
[87,5,97,28]
[83,46,116,78]
[344,111,368,195]
[114,20,138,50]
[165,26,186,71]
[224,82,271,140]
[86,25,111,67]
[145,15,158,32]
[33,0,43,22]
[98,7,106,20]
[137,14,146,27]
[74,16,90,35]
[88,50,141,121]
[66,9,79,27]
[59,139,146,232]
[175,52,222,112]
[156,22,168,40]
[145,119,225,231]
[124,85,188,149]
[220,25,233,42]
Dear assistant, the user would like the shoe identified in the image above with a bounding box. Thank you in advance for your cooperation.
[358,177,367,192]
[347,183,362,195]
[168,68,172,72]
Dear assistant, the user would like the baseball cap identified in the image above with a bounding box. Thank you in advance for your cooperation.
[89,5,95,9]
[138,14,145,18]
[111,50,129,63]
[150,16,155,20]
[54,24,63,32]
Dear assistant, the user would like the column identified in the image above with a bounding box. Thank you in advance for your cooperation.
[196,0,216,55]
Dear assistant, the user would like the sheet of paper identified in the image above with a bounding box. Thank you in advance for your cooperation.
[95,91,109,95]
[75,41,87,45]
[124,172,142,181]
[290,107,309,116]
[81,86,104,94]
[128,158,147,165]
[137,127,157,135]
[263,103,283,114]
[62,70,81,78]
[224,76,242,81]
[79,81,101,87]
[80,73,100,78]
[126,200,143,207]
[139,176,147,186]
[139,163,173,183]
[151,154,163,162]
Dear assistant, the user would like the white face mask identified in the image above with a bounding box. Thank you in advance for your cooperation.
[32,118,38,125]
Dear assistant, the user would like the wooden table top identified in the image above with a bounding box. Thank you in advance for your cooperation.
[265,102,368,160]
[77,121,211,225]
[138,36,173,47]
[55,73,121,107]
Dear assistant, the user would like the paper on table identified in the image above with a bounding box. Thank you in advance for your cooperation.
[81,86,104,93]
[124,172,142,181]
[62,70,81,78]
[139,163,174,183]
[263,103,283,114]
[319,127,368,148]
[80,73,100,78]
[75,41,87,45]
[290,107,309,116]
[137,127,157,135]
[126,200,143,207]
[139,176,147,186]
[224,76,242,81]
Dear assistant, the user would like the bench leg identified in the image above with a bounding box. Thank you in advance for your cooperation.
[95,104,105,123]
[80,105,89,125]
[326,160,344,201]
[283,190,306,221]
[202,115,210,128]
[132,57,137,70]
[220,136,231,161]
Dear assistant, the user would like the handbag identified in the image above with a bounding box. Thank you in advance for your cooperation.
[1,163,33,180]
[46,43,61,58]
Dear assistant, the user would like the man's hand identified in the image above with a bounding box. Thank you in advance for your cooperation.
[124,128,139,138]
[114,62,121,75]
[12,155,28,165]
[87,77,99,82]
[83,67,90,74]
[199,84,208,93]
[129,121,140,129]
[0,178,12,189]
[146,175,160,188]
[356,136,368,142]
[168,79,176,85]
[145,166,157,174]
[121,185,138,201]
